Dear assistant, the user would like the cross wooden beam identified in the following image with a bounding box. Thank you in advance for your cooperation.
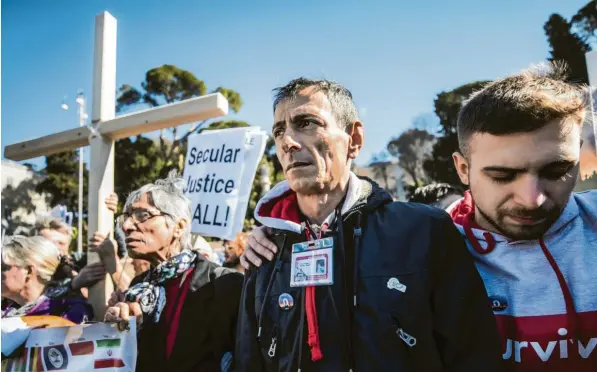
[3,11,229,320]
[4,94,228,161]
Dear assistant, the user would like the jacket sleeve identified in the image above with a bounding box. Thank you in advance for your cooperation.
[216,271,245,372]
[430,214,503,372]
[235,269,265,372]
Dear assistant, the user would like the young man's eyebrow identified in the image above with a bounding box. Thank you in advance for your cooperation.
[482,160,576,173]
[482,166,525,172]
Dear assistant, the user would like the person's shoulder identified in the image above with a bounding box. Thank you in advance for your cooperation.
[53,296,94,324]
[573,190,597,222]
[380,200,451,224]
[573,189,597,205]
[211,265,244,288]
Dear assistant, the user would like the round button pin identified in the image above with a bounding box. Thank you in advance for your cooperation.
[278,293,294,310]
[489,296,508,312]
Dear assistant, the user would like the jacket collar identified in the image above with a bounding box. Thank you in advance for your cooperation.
[254,172,385,233]
[188,254,216,292]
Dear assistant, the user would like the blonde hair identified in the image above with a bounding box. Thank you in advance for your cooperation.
[2,236,60,285]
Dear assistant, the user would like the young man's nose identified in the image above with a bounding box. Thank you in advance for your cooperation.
[513,176,547,210]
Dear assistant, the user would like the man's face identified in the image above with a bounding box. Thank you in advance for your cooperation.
[121,193,176,260]
[454,119,581,240]
[39,228,71,256]
[273,87,361,194]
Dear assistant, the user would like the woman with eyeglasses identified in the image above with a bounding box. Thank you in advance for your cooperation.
[104,171,244,372]
[1,236,93,323]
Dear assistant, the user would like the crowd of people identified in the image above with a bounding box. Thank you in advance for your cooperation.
[2,60,596,372]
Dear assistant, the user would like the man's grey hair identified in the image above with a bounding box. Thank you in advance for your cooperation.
[272,77,360,129]
[33,216,73,238]
[124,170,192,249]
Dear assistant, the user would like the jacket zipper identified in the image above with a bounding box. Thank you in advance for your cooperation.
[268,325,278,358]
[390,315,417,348]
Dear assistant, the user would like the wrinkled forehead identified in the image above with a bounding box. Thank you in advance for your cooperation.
[125,192,155,212]
[273,88,334,123]
[468,120,582,168]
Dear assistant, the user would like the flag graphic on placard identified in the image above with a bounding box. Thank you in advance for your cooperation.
[42,345,69,370]
[94,339,125,369]
[0,349,27,372]
[68,341,94,356]
[27,346,44,372]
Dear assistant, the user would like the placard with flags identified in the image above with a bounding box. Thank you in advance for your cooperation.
[0,320,137,372]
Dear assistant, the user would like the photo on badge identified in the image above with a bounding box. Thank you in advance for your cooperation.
[290,248,334,287]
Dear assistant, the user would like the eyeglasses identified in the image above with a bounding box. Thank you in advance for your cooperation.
[116,208,171,226]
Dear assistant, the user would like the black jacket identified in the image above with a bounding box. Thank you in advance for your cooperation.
[236,177,502,371]
[135,255,244,372]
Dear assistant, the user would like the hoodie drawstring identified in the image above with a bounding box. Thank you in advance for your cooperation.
[538,239,582,340]
[462,214,496,254]
[303,224,327,363]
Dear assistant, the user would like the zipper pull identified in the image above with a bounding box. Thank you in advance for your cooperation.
[397,328,417,347]
[268,326,278,358]
[268,336,277,358]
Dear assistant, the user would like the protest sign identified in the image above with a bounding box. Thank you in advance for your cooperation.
[1,320,137,371]
[183,127,267,240]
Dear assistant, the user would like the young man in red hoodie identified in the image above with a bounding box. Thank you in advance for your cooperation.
[242,62,597,371]
[446,61,597,371]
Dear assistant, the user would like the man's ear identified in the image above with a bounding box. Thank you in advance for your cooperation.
[452,152,470,186]
[347,121,364,160]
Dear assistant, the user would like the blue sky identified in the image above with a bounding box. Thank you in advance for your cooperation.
[1,0,590,170]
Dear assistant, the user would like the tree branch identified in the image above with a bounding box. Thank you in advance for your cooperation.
[177,120,208,145]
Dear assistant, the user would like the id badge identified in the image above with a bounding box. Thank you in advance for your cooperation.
[290,237,334,287]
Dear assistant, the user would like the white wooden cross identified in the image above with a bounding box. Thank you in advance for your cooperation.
[3,11,229,319]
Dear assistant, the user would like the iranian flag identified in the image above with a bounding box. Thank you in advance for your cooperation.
[93,339,125,369]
